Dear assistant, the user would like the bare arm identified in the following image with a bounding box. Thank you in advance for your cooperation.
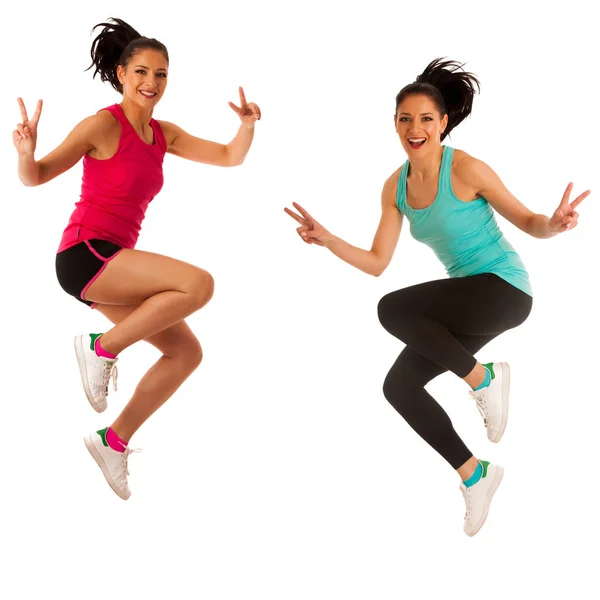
[285,170,404,277]
[158,87,261,168]
[457,155,590,239]
[159,120,255,167]
[17,113,106,187]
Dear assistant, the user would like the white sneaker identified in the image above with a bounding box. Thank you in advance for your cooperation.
[469,362,510,443]
[74,334,118,413]
[84,428,141,500]
[460,461,504,537]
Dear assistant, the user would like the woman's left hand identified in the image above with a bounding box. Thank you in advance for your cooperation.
[229,87,261,128]
[548,182,591,233]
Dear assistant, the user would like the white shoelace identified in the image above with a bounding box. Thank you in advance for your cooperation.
[460,485,472,520]
[101,362,119,395]
[470,391,489,427]
[120,447,142,480]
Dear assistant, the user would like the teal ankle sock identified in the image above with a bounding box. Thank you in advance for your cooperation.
[472,366,491,391]
[463,461,483,488]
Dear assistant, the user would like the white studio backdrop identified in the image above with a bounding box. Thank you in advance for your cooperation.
[1,0,598,598]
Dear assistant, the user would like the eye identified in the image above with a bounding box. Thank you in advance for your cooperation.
[423,117,433,121]
[159,73,168,78]
[399,117,409,122]
[136,69,146,75]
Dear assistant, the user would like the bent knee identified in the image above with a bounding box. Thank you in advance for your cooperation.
[377,291,412,331]
[186,269,215,310]
[174,337,203,370]
[377,293,397,327]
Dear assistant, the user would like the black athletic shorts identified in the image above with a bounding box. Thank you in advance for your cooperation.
[55,239,123,307]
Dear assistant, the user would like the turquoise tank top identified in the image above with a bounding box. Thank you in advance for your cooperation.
[395,146,532,296]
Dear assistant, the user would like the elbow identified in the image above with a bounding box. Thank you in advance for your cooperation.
[371,263,387,277]
[223,146,244,167]
[19,177,39,187]
[369,254,388,277]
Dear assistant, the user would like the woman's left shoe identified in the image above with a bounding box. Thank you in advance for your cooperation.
[469,362,510,443]
[460,461,504,537]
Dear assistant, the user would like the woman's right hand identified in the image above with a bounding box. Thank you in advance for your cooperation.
[284,202,335,247]
[13,98,43,156]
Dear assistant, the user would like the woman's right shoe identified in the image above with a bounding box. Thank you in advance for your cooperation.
[74,333,118,413]
[84,428,140,500]
[469,362,510,443]
[460,461,504,537]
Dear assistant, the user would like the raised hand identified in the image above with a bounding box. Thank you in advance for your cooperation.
[228,87,261,128]
[13,98,43,156]
[284,202,334,247]
[548,182,591,233]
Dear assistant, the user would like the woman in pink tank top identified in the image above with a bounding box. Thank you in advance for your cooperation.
[14,18,261,500]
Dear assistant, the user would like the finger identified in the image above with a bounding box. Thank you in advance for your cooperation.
[30,99,43,126]
[228,102,241,114]
[239,87,247,107]
[17,97,29,123]
[292,202,315,222]
[284,207,306,225]
[570,189,591,210]
[248,103,261,119]
[16,123,27,137]
[560,182,574,206]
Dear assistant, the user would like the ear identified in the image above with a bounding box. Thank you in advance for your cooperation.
[440,113,449,135]
[116,64,125,85]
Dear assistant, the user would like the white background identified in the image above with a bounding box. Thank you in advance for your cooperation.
[1,0,598,598]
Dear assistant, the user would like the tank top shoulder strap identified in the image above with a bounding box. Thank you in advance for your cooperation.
[395,160,410,212]
[438,145,455,196]
[99,104,127,126]
[150,118,167,153]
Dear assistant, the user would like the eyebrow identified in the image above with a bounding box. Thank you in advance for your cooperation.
[134,65,168,71]
[399,112,433,116]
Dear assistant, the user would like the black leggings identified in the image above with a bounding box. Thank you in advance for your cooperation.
[377,273,532,469]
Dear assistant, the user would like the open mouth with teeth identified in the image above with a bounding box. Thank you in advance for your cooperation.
[407,137,426,149]
[139,90,158,99]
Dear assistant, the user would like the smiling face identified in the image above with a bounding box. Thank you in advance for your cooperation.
[395,94,448,155]
[117,48,169,107]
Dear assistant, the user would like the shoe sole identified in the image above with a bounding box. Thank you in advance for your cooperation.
[74,335,106,414]
[490,362,510,443]
[466,466,504,537]
[84,436,130,500]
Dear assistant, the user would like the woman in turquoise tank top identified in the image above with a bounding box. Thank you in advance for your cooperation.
[286,58,590,536]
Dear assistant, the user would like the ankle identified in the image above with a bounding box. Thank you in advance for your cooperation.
[93,333,118,359]
[464,363,487,389]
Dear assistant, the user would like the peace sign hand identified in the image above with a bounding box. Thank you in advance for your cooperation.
[228,87,261,128]
[13,98,43,156]
[284,202,334,247]
[548,182,591,234]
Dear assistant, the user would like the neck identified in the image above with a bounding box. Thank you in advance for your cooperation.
[119,99,154,128]
[408,144,444,181]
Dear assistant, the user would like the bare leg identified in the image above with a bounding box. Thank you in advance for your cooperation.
[95,304,203,442]
[84,249,214,355]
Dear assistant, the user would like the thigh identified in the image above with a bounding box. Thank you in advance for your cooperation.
[390,331,499,388]
[84,248,213,307]
[385,274,532,336]
[95,304,201,357]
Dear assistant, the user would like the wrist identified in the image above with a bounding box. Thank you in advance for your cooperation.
[323,233,339,248]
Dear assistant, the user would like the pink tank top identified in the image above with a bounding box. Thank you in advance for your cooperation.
[57,104,167,253]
